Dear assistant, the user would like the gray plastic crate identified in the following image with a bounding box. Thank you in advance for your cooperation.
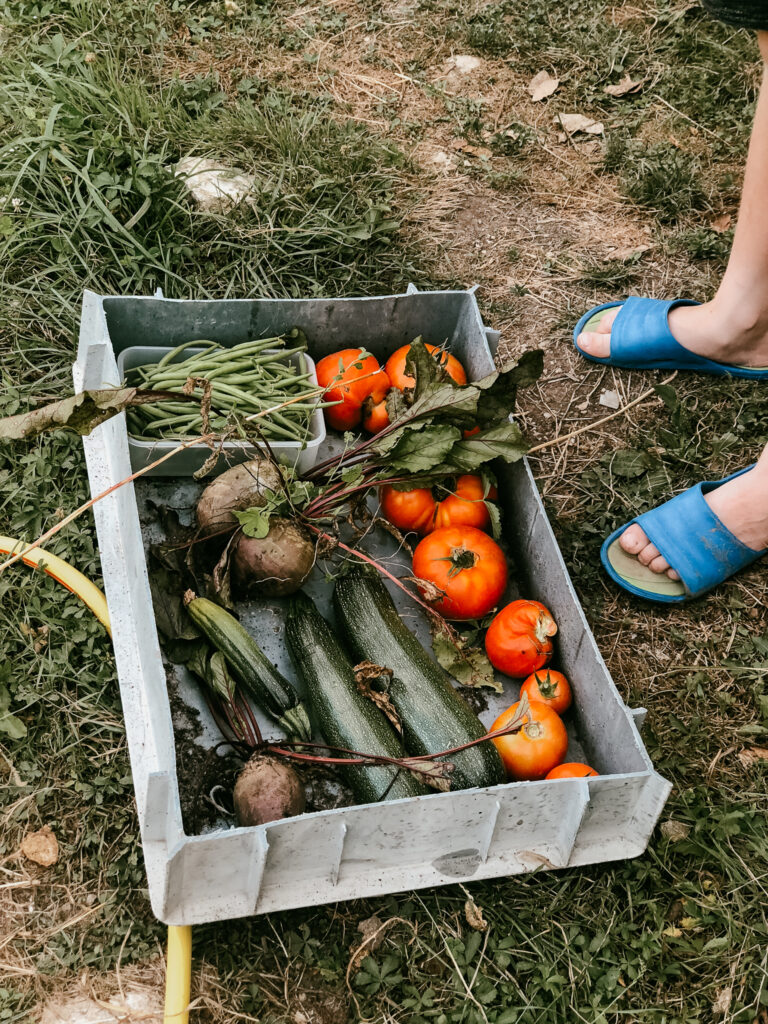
[74,287,670,927]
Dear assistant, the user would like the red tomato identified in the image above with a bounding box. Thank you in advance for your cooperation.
[379,484,435,535]
[362,396,390,434]
[485,599,557,678]
[433,476,497,532]
[380,476,498,536]
[315,349,389,432]
[385,343,467,391]
[491,700,568,781]
[546,762,598,780]
[520,669,572,716]
[412,525,507,620]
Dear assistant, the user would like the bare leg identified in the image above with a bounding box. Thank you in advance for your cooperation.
[578,31,768,367]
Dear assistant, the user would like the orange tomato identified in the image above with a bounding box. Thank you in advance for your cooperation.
[315,349,389,432]
[412,525,507,620]
[362,396,390,434]
[520,669,572,716]
[380,484,436,535]
[491,700,568,781]
[545,762,598,780]
[385,343,467,391]
[485,599,557,678]
[380,476,498,537]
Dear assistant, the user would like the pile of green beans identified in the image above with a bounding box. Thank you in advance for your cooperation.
[126,332,325,444]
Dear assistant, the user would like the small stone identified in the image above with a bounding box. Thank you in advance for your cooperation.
[660,820,690,843]
[598,390,621,409]
[21,825,58,867]
[446,55,483,75]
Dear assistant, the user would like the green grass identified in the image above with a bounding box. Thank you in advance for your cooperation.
[2,0,768,1022]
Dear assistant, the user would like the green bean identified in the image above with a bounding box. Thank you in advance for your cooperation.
[152,340,220,370]
[129,331,324,445]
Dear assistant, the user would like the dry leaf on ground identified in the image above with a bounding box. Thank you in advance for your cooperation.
[357,916,386,952]
[528,70,559,102]
[710,213,732,233]
[738,746,768,766]
[347,916,415,978]
[660,819,691,842]
[21,825,59,867]
[464,897,488,931]
[712,986,732,1017]
[449,138,493,160]
[444,55,483,76]
[604,75,645,97]
[557,113,604,137]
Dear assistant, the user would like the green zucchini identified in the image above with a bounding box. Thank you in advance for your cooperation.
[286,592,426,803]
[333,569,505,791]
[186,596,311,742]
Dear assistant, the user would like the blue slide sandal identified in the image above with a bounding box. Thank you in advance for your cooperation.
[573,297,768,379]
[601,467,767,603]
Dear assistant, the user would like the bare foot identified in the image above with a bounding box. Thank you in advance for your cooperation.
[618,458,768,580]
[576,298,768,368]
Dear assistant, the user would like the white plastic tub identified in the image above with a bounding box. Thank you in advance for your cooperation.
[116,342,325,476]
[74,286,671,926]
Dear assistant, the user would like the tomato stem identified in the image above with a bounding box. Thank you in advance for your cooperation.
[535,612,557,643]
[438,545,478,578]
[524,721,544,740]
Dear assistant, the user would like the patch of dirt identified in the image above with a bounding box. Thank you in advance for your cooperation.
[459,683,489,715]
[304,762,357,813]
[166,666,243,834]
[286,967,350,1024]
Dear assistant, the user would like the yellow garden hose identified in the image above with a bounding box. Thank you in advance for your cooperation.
[0,537,111,633]
[0,536,193,1024]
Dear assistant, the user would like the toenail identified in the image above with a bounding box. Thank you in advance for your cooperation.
[578,334,591,350]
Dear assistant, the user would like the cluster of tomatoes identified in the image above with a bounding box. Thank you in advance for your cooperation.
[381,483,598,782]
[317,343,598,785]
[315,343,466,435]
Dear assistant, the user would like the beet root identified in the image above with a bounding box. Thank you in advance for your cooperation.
[196,458,282,538]
[232,517,315,597]
[233,753,306,826]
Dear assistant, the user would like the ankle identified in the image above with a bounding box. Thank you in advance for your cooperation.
[708,292,768,341]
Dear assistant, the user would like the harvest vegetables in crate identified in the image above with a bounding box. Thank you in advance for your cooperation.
[131,336,601,826]
[2,286,671,934]
[0,324,601,833]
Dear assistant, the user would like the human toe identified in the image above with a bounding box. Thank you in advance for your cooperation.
[649,554,671,574]
[619,524,649,555]
[595,307,619,333]
[637,543,661,566]
[576,331,611,357]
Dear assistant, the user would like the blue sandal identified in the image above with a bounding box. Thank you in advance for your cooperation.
[574,297,768,379]
[601,467,767,603]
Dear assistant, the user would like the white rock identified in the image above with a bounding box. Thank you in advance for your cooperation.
[173,156,255,212]
[40,986,161,1024]
[446,55,483,75]
[598,389,621,409]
